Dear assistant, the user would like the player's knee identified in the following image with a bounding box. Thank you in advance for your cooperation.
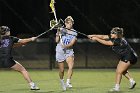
[59,69,64,73]
[68,66,73,70]
[122,70,127,75]
[116,69,123,74]
[18,67,27,73]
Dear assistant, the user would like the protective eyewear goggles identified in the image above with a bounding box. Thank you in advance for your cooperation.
[2,26,10,32]
[110,31,117,34]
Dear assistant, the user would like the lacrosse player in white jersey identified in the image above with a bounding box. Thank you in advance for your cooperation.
[55,16,77,90]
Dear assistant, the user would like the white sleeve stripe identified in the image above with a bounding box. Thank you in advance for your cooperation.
[18,39,22,43]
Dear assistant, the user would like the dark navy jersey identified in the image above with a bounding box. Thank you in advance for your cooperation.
[110,37,137,57]
[0,36,19,62]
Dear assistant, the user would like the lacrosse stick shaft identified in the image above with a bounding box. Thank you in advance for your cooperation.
[36,29,51,38]
[36,22,59,38]
[63,27,88,37]
[53,9,58,23]
[77,32,88,37]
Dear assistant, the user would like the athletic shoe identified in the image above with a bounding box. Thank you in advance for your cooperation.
[30,84,40,90]
[109,88,120,92]
[60,80,66,91]
[129,81,136,89]
[66,83,72,88]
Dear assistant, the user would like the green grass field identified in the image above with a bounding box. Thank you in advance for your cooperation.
[0,69,140,93]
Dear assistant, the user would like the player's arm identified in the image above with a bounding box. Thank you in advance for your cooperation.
[18,37,37,44]
[88,35,109,40]
[55,28,62,43]
[63,38,77,48]
[13,43,26,48]
[56,33,60,43]
[91,37,114,46]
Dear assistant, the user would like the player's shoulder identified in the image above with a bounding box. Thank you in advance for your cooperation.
[9,36,17,39]
[70,29,77,36]
[60,27,65,31]
[110,38,120,41]
[2,36,9,39]
[10,36,20,41]
[9,36,15,38]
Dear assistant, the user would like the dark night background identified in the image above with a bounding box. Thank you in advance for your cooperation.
[0,0,140,38]
[0,0,140,69]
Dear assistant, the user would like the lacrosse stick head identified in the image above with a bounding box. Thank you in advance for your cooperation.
[50,19,64,29]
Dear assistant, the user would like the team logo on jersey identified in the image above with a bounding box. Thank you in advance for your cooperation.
[0,39,10,48]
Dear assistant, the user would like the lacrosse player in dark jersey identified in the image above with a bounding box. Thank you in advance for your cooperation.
[88,27,137,92]
[0,26,40,90]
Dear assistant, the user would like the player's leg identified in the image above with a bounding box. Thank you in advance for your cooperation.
[58,62,66,90]
[58,62,65,79]
[110,60,131,91]
[122,54,137,89]
[123,70,136,89]
[56,50,67,90]
[66,56,74,88]
[11,61,40,90]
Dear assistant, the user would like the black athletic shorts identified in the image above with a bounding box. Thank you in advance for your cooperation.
[120,52,137,65]
[0,58,16,68]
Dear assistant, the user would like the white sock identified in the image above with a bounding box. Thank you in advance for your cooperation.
[29,82,35,86]
[129,78,134,82]
[66,79,70,84]
[115,84,120,89]
[60,79,64,82]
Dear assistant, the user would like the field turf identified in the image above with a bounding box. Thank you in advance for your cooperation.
[0,69,139,93]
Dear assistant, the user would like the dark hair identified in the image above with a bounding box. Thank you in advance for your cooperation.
[111,27,123,38]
